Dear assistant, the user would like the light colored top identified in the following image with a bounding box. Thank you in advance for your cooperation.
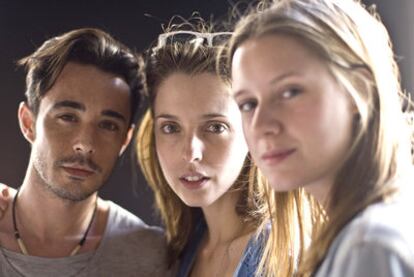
[315,185,414,277]
[0,201,172,277]
[177,218,268,277]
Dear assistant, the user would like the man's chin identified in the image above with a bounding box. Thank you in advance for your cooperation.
[46,183,98,202]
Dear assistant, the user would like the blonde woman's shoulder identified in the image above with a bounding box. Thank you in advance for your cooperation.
[315,191,414,277]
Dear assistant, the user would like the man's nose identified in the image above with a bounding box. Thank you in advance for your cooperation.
[73,128,96,155]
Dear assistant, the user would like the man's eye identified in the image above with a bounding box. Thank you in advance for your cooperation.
[205,123,227,134]
[161,123,180,134]
[100,121,119,131]
[238,100,257,112]
[58,114,77,122]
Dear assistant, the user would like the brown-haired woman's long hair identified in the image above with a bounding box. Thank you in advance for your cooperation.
[137,19,309,276]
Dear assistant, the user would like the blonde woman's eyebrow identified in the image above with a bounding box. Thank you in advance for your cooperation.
[269,71,303,85]
[155,114,178,120]
[233,71,303,99]
[202,113,227,120]
[233,89,248,99]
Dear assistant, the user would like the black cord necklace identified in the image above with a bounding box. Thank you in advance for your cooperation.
[12,187,98,256]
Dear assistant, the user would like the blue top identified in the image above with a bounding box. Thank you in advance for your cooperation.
[176,219,268,277]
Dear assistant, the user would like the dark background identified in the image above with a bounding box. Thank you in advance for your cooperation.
[1,0,413,226]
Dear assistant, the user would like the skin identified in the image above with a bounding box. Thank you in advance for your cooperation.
[0,62,133,257]
[154,72,248,208]
[231,34,356,202]
[26,63,132,202]
[154,72,252,277]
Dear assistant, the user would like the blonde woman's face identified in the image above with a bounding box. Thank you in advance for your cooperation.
[154,72,248,207]
[231,34,356,201]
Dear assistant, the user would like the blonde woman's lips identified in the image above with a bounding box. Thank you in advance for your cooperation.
[261,148,296,165]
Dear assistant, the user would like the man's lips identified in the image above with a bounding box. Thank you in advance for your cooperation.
[62,166,95,178]
[261,148,296,165]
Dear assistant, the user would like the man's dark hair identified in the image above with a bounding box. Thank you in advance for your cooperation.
[18,28,144,124]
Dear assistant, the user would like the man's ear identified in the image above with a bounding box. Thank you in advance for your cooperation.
[119,124,135,156]
[18,102,36,144]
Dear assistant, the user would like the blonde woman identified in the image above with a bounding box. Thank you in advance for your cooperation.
[136,21,307,276]
[227,0,414,276]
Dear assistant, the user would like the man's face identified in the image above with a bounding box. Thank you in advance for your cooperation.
[20,62,133,201]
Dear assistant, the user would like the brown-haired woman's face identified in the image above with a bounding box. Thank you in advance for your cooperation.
[153,72,248,207]
[231,34,356,201]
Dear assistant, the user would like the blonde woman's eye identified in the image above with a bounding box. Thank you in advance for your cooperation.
[238,99,257,113]
[206,123,227,134]
[161,123,180,134]
[281,88,302,99]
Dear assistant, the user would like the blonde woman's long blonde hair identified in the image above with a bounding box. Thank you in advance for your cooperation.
[227,0,413,275]
[137,20,309,276]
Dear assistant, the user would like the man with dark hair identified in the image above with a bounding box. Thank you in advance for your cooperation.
[0,28,169,276]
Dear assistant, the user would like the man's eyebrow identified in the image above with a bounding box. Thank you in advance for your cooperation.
[52,100,85,111]
[52,100,127,123]
[102,110,127,123]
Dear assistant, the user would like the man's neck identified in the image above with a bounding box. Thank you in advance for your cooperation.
[17,182,97,241]
[2,170,109,257]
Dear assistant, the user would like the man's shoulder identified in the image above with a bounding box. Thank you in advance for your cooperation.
[92,201,170,276]
[103,200,165,243]
[106,200,146,227]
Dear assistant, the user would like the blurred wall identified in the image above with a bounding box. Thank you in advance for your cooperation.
[364,0,414,94]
